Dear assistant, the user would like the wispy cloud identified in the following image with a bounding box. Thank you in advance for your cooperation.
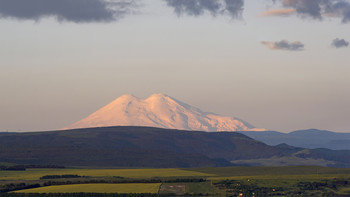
[261,40,304,51]
[260,8,295,17]
[0,0,138,23]
[332,38,349,48]
[270,0,350,23]
[164,0,244,19]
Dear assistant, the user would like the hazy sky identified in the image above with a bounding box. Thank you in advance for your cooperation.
[1,0,349,133]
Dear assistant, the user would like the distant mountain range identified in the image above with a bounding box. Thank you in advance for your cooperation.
[240,129,350,150]
[1,126,350,168]
[3,94,349,168]
[62,93,350,151]
[64,93,265,132]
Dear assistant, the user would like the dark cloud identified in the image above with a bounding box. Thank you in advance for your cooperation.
[261,40,305,51]
[283,0,322,19]
[164,0,221,16]
[325,1,350,23]
[164,0,244,19]
[0,0,137,23]
[332,38,349,48]
[224,0,244,18]
[273,0,350,23]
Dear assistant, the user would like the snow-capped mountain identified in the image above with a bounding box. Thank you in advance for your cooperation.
[63,93,265,132]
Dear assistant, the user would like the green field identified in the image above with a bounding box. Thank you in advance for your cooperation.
[185,182,222,194]
[13,183,161,194]
[186,165,350,177]
[0,168,212,181]
[338,187,350,195]
[159,182,222,195]
[1,166,350,196]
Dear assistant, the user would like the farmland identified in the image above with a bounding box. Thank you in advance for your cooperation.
[0,168,211,181]
[0,166,350,196]
[13,183,161,194]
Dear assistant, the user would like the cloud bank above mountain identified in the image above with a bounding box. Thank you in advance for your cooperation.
[1,0,350,24]
[164,0,244,19]
[269,0,350,23]
[0,0,138,23]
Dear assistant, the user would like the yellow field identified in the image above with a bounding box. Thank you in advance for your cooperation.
[13,183,161,193]
[0,168,213,181]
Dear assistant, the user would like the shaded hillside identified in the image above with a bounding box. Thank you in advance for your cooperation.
[240,129,350,150]
[0,127,350,168]
[0,127,281,168]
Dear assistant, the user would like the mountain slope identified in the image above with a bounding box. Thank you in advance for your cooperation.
[1,126,350,168]
[64,94,265,132]
[0,126,284,168]
[240,129,350,150]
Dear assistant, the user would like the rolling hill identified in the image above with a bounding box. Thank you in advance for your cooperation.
[1,126,350,168]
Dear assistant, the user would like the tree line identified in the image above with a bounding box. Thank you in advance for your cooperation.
[0,165,65,171]
[40,175,82,180]
[1,178,206,193]
[0,183,41,193]
[42,178,206,187]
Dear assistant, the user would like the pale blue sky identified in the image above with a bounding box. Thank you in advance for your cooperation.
[0,0,349,132]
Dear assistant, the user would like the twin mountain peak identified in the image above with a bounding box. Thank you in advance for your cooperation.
[64,93,265,132]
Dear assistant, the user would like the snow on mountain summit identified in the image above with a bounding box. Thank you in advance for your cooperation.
[63,93,265,132]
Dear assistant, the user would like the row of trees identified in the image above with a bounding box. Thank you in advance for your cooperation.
[0,166,25,171]
[40,175,82,180]
[42,178,207,187]
[0,183,40,193]
[1,178,207,193]
[0,165,65,171]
